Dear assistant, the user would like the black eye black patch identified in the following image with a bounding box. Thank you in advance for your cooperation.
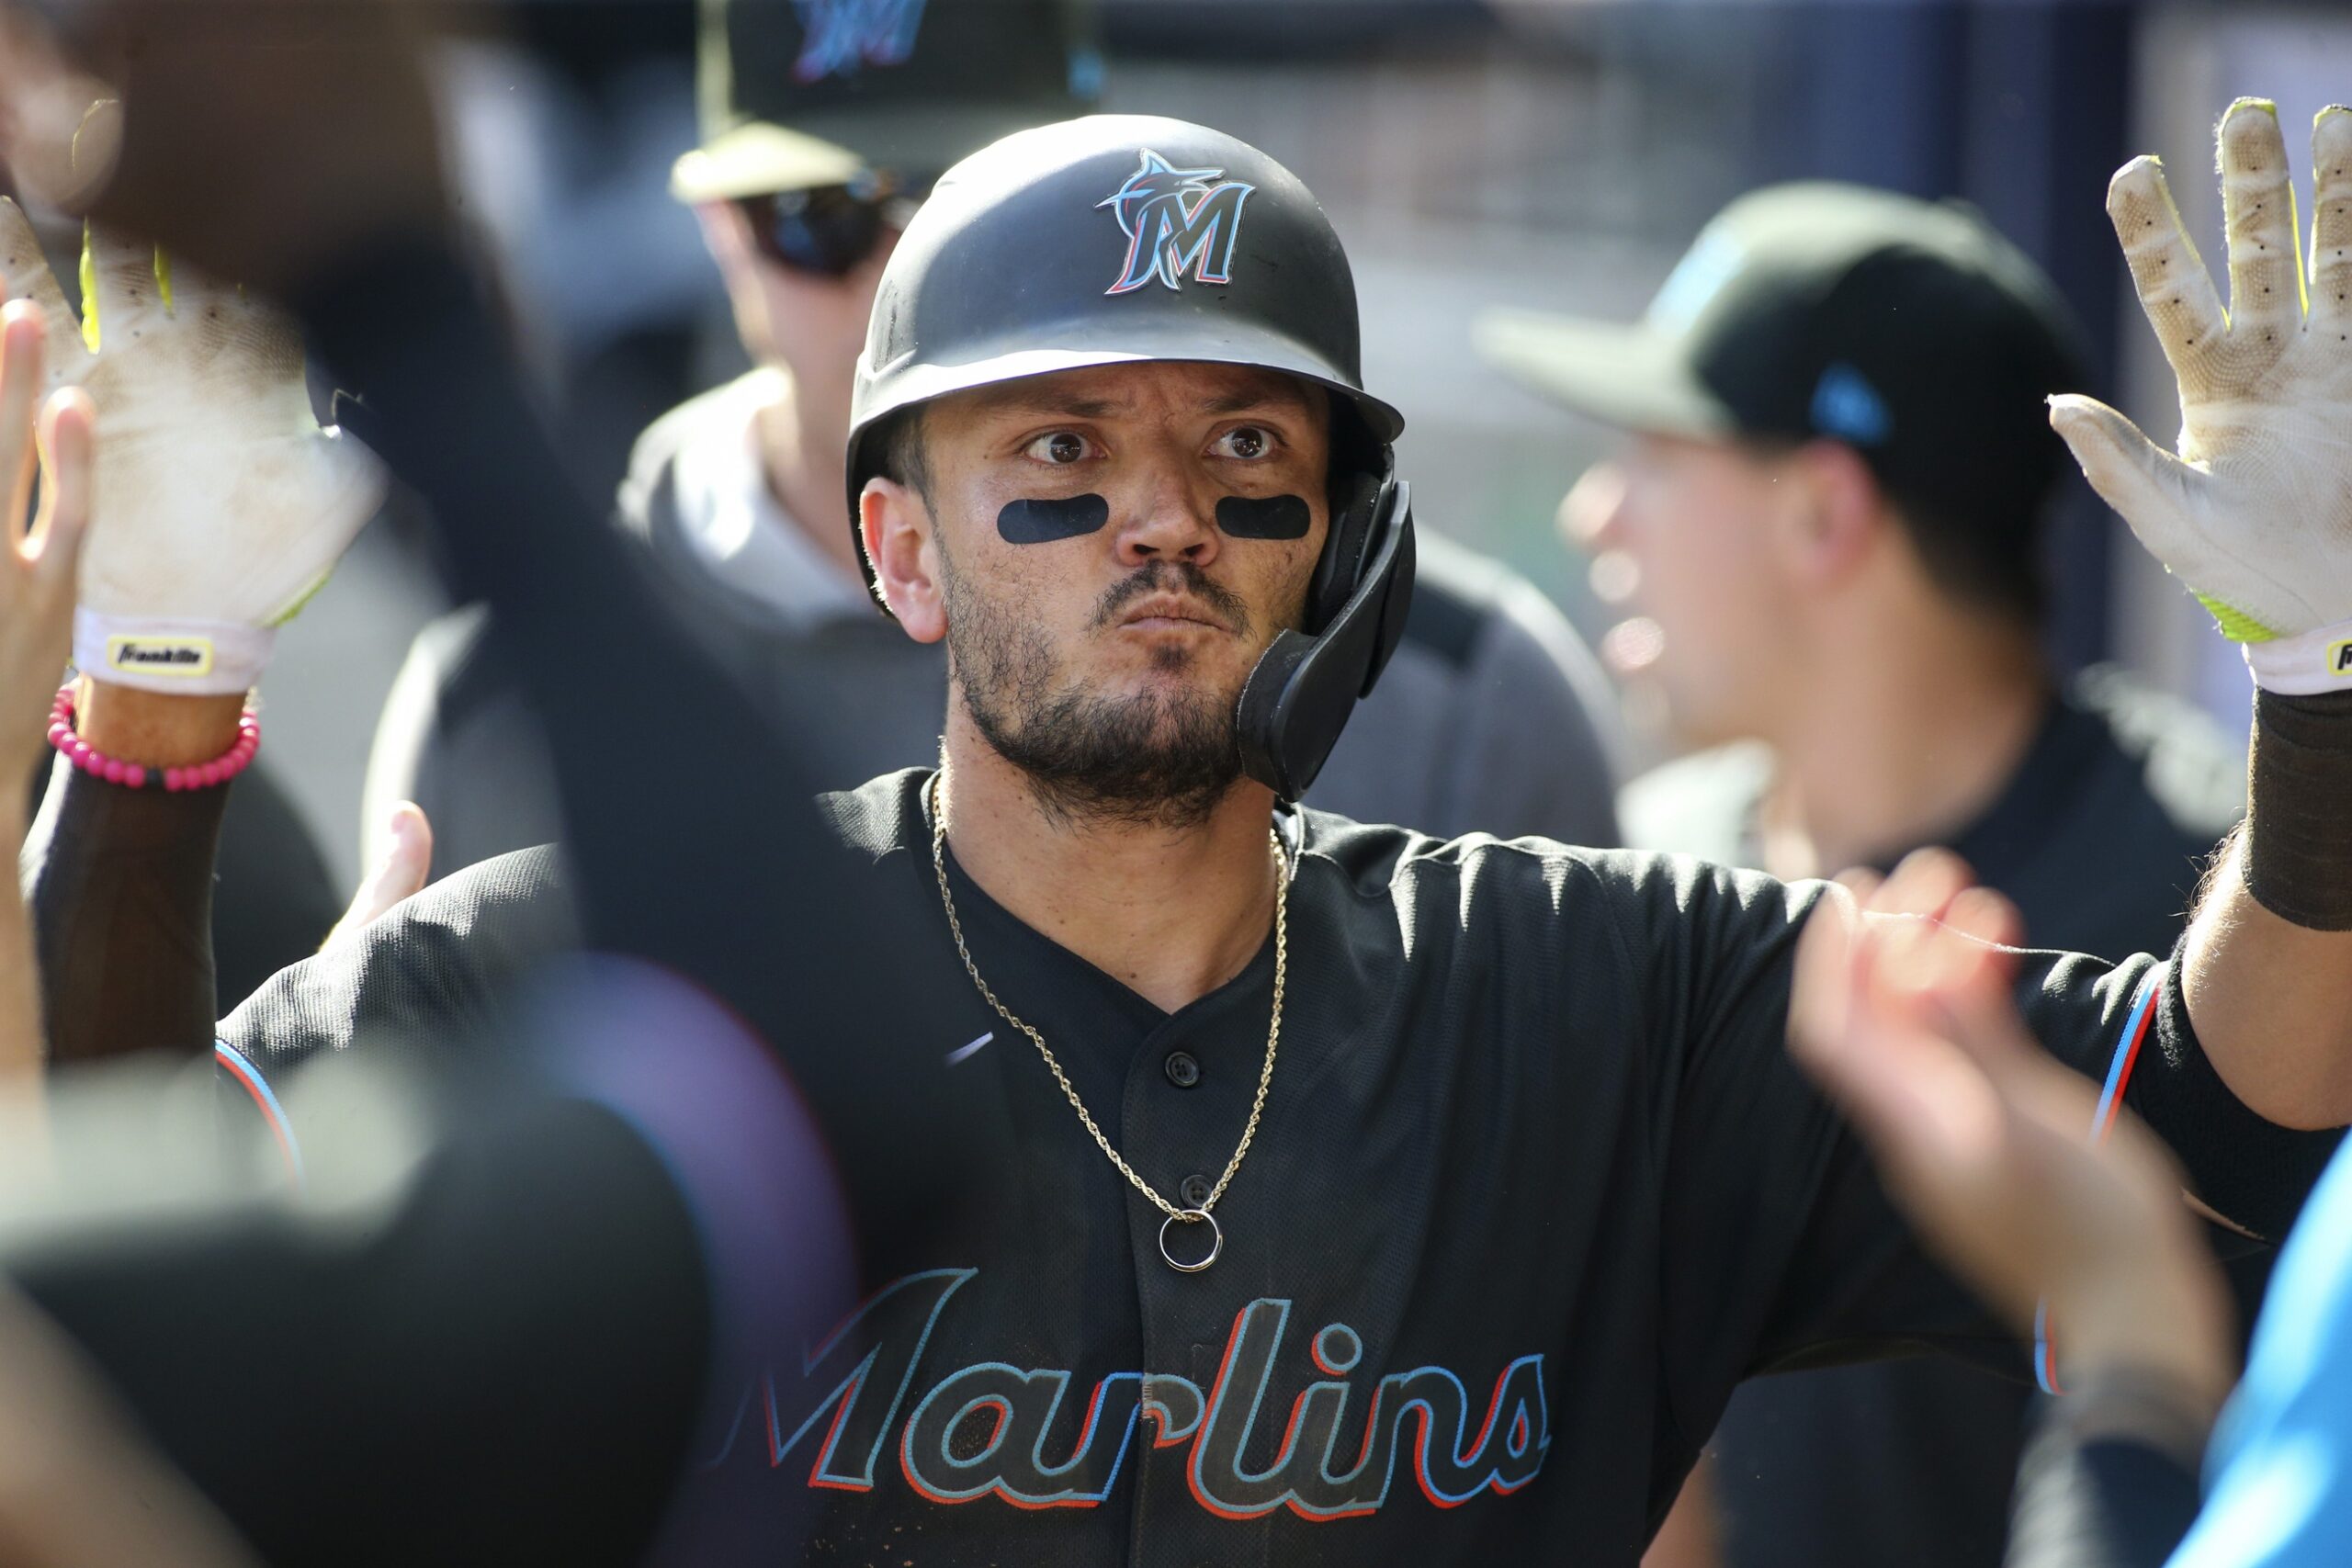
[1216,494,1311,540]
[997,494,1111,544]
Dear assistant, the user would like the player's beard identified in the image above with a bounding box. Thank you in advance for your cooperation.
[944,551,1256,831]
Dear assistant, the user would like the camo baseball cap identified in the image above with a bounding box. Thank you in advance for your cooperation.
[672,0,1102,203]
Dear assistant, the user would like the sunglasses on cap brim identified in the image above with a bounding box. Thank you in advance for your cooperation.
[733,171,929,280]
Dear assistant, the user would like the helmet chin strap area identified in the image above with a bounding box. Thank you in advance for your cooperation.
[1235,476,1415,799]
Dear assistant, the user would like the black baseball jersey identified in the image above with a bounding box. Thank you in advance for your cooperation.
[212,765,2335,1567]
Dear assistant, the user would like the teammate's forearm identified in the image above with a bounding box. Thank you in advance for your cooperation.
[290,239,979,1231]
[293,244,842,1021]
[25,683,233,1062]
[2181,689,2352,1129]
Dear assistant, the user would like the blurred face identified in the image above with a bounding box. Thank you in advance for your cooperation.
[698,196,901,433]
[1569,433,1802,748]
[872,361,1332,826]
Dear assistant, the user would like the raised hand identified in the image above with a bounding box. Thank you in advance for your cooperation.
[0,199,380,696]
[0,288,88,1110]
[2053,99,2352,688]
[0,299,87,790]
[323,802,433,952]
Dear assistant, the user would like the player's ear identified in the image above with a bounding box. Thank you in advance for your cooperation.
[1781,439,1883,588]
[863,478,946,643]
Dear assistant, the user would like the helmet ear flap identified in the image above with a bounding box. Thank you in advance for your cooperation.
[1308,468,1382,632]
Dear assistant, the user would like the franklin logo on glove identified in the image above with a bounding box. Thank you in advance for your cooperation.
[104,636,209,675]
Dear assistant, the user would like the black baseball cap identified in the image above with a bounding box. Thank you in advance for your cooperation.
[1476,183,2090,571]
[672,0,1102,203]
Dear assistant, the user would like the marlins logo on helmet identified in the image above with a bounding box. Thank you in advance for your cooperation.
[1098,150,1256,296]
[792,0,928,83]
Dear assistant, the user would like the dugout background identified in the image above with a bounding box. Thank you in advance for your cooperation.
[232,0,2347,886]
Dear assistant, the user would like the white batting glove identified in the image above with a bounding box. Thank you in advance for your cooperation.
[2052,98,2352,695]
[0,199,382,695]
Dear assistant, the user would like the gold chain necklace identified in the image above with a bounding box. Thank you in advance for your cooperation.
[927,773,1288,1273]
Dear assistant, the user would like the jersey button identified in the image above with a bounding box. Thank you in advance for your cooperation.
[1179,1173,1213,1208]
[1164,1051,1202,1089]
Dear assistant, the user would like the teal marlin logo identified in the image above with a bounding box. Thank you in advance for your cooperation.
[1100,150,1256,296]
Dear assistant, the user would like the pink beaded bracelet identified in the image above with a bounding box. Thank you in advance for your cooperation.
[47,683,260,791]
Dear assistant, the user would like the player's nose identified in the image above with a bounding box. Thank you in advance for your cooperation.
[1114,463,1222,569]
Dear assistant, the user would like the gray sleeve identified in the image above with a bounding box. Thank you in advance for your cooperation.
[1443,574,1623,849]
[362,604,568,883]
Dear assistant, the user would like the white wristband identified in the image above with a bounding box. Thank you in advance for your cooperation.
[73,608,274,696]
[2244,618,2352,696]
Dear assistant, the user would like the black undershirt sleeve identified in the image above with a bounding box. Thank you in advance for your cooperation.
[2089,943,2346,1244]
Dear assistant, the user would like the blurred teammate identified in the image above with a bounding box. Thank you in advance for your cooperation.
[367,0,1620,880]
[1795,849,2352,1568]
[1481,184,2245,1568]
[6,8,2350,1558]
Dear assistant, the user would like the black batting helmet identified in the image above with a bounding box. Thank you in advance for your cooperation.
[843,113,1416,800]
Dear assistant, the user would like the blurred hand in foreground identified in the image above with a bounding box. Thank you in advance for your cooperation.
[0,1283,258,1567]
[0,265,89,1108]
[0,1,448,295]
[0,294,85,791]
[1788,851,2237,1410]
[324,802,433,953]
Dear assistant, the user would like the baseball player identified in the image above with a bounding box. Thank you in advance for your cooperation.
[12,21,2351,1562]
[1484,184,2251,1568]
[363,0,1620,899]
